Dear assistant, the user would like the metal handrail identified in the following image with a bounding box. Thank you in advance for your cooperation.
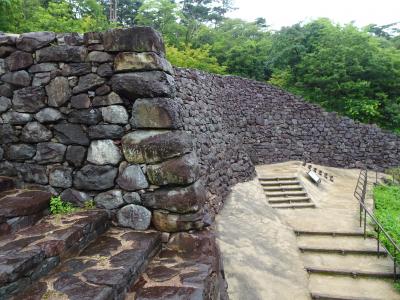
[354,168,400,281]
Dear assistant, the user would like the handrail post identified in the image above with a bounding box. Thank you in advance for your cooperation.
[364,208,367,239]
[377,227,380,258]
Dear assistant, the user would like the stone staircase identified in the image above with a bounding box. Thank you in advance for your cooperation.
[0,176,222,299]
[296,230,400,300]
[259,176,315,209]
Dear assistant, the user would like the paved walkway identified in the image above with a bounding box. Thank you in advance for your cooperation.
[215,178,310,300]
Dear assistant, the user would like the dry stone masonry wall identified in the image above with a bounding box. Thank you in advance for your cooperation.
[175,69,400,212]
[0,28,209,233]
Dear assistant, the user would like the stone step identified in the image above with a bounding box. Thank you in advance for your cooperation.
[302,252,398,279]
[0,177,15,193]
[271,203,316,209]
[268,197,311,204]
[263,186,304,192]
[309,274,400,300]
[260,180,301,186]
[12,227,161,300]
[0,189,52,236]
[297,235,388,256]
[0,209,109,297]
[266,191,308,198]
[258,177,298,182]
[127,230,223,300]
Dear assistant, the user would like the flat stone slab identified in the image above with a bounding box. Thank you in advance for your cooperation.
[12,227,161,299]
[127,230,225,300]
[0,190,51,218]
[0,210,109,296]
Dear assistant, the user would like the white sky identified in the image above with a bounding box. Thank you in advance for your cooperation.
[228,0,400,30]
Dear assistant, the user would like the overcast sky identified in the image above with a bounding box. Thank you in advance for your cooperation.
[228,0,400,29]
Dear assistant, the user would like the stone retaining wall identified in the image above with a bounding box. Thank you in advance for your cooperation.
[0,28,208,232]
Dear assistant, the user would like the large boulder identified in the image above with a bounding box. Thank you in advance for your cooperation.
[36,45,87,63]
[16,32,56,52]
[147,153,199,186]
[116,165,148,191]
[87,140,122,165]
[130,98,181,129]
[12,86,46,113]
[94,189,124,209]
[74,164,118,191]
[46,77,72,107]
[121,130,193,164]
[102,27,165,55]
[110,71,175,99]
[54,123,90,145]
[114,52,173,74]
[5,51,33,71]
[141,181,205,214]
[117,204,151,230]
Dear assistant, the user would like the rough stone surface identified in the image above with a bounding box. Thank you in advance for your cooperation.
[5,144,36,161]
[123,192,141,204]
[103,27,165,54]
[0,83,13,98]
[87,140,121,165]
[0,96,11,113]
[29,63,58,73]
[142,181,205,214]
[34,143,66,164]
[152,209,212,232]
[88,124,124,139]
[18,163,48,184]
[92,92,122,107]
[1,70,30,87]
[110,71,175,99]
[117,204,151,230]
[65,145,86,167]
[101,105,128,124]
[74,165,118,190]
[121,130,193,164]
[1,111,32,124]
[16,32,56,52]
[12,86,46,113]
[72,73,105,94]
[86,51,113,63]
[94,189,124,209]
[54,123,89,145]
[70,94,90,109]
[34,108,63,123]
[68,108,102,125]
[6,51,33,71]
[116,165,148,191]
[32,72,51,87]
[0,124,18,144]
[21,122,52,142]
[114,52,173,74]
[36,45,87,63]
[147,153,199,186]
[60,188,92,207]
[49,166,72,188]
[0,59,5,75]
[61,63,91,76]
[96,63,113,77]
[131,98,181,129]
[46,77,71,107]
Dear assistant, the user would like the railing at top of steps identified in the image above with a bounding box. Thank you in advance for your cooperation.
[354,168,400,281]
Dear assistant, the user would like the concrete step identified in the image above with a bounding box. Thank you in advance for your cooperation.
[263,186,304,192]
[260,180,301,186]
[266,191,308,198]
[0,177,15,193]
[0,189,52,236]
[271,203,316,209]
[13,227,161,300]
[309,274,400,300]
[258,176,298,182]
[297,235,388,256]
[302,252,398,279]
[0,209,110,297]
[268,197,311,204]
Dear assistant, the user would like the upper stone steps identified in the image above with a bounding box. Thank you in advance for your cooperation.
[309,274,400,300]
[0,209,110,297]
[260,180,301,186]
[13,227,162,300]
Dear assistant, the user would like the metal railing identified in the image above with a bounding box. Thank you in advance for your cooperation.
[354,168,400,281]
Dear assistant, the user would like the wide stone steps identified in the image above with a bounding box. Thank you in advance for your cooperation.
[13,227,162,300]
[259,176,315,209]
[309,274,400,300]
[0,209,110,297]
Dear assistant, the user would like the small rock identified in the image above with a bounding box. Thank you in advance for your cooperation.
[46,77,72,107]
[0,59,5,75]
[87,140,122,165]
[92,92,123,107]
[101,105,128,124]
[5,144,36,161]
[117,165,149,191]
[94,190,124,209]
[54,123,89,145]
[123,192,141,204]
[21,122,52,142]
[18,163,48,184]
[1,70,31,87]
[29,63,58,73]
[12,86,46,113]
[68,109,102,125]
[88,124,124,139]
[0,96,11,113]
[0,124,18,144]
[66,145,86,167]
[61,63,91,76]
[0,83,13,98]
[73,164,118,191]
[1,111,32,124]
[95,85,111,96]
[86,51,113,63]
[60,188,91,207]
[117,204,151,230]
[70,94,91,109]
[0,46,16,58]
[72,73,105,94]
[49,166,72,188]
[5,51,33,71]
[34,142,66,164]
[35,108,63,123]
[32,72,51,86]
[114,52,173,74]
[36,45,87,63]
[96,63,113,77]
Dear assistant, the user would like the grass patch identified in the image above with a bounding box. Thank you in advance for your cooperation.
[50,196,77,215]
[373,184,400,261]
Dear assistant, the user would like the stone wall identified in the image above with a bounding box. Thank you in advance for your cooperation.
[0,28,208,233]
[175,68,400,211]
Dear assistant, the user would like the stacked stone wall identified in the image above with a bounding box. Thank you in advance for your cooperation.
[0,28,208,233]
